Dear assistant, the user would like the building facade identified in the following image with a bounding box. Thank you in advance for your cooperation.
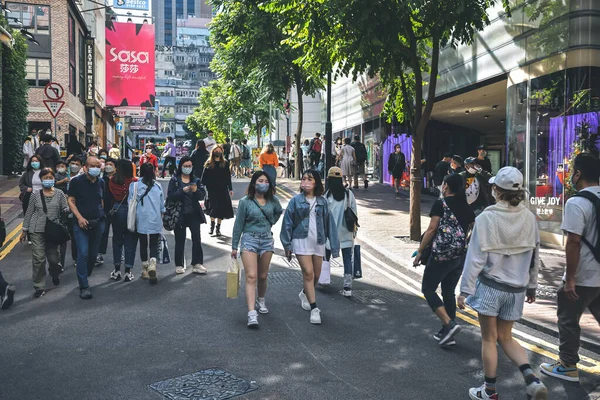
[152,0,212,46]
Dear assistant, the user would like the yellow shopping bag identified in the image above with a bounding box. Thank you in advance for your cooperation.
[226,258,241,299]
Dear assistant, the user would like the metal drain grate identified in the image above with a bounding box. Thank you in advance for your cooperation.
[268,271,303,285]
[150,368,258,399]
[351,289,406,305]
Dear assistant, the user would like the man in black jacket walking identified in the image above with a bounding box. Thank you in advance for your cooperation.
[35,134,60,171]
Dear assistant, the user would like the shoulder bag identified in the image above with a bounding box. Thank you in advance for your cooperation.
[39,190,70,244]
[343,190,359,233]
[163,178,183,231]
[127,182,138,232]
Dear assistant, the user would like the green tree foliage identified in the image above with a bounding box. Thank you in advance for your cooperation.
[209,0,324,177]
[269,0,509,239]
[1,18,29,175]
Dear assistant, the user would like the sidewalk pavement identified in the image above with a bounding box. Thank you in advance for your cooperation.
[0,176,23,228]
[277,178,600,353]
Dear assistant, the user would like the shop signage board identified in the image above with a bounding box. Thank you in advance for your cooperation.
[85,37,95,108]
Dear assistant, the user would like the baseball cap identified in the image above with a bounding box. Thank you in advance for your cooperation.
[477,144,487,150]
[327,166,343,178]
[443,152,453,158]
[464,157,477,165]
[489,167,523,191]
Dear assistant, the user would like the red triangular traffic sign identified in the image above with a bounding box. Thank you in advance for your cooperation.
[43,100,65,118]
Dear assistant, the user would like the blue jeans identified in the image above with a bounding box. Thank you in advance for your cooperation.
[73,219,105,289]
[111,204,138,268]
[263,165,277,186]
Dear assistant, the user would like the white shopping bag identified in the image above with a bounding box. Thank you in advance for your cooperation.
[318,260,331,285]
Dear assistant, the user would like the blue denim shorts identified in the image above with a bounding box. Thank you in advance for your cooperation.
[466,280,526,321]
[241,232,274,256]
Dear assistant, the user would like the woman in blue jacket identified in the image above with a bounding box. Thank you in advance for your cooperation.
[129,162,165,285]
[280,169,340,325]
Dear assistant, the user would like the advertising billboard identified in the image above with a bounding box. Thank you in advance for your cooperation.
[105,22,155,107]
[113,0,149,11]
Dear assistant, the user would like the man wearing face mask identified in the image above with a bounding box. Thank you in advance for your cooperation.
[460,157,494,215]
[67,156,105,300]
[203,130,217,153]
[540,154,600,383]
[474,145,493,174]
[140,144,159,174]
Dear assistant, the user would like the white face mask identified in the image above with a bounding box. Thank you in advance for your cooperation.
[467,167,477,175]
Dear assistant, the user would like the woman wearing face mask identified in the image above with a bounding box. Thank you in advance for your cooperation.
[388,144,406,197]
[202,145,234,237]
[280,170,340,325]
[334,138,343,167]
[98,149,109,176]
[66,156,83,266]
[54,160,70,269]
[413,173,475,346]
[168,156,207,275]
[20,168,70,297]
[108,159,138,281]
[19,155,44,217]
[324,167,358,297]
[140,144,159,175]
[459,157,494,216]
[232,171,283,328]
[98,158,118,265]
[130,162,164,284]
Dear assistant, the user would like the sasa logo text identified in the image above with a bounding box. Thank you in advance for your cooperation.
[109,48,149,64]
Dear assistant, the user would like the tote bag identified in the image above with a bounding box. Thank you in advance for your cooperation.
[127,182,138,232]
[226,258,241,299]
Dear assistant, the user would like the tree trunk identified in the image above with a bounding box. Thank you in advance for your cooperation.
[294,81,304,180]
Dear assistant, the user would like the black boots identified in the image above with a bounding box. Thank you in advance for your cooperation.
[215,224,222,237]
[209,221,215,235]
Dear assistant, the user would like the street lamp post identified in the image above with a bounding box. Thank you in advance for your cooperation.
[242,124,250,136]
[325,72,333,189]
[227,117,234,143]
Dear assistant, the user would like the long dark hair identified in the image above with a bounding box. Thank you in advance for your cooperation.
[27,155,43,171]
[300,169,324,196]
[443,173,466,200]
[139,162,155,186]
[327,177,346,201]
[113,159,134,185]
[247,170,274,201]
[177,155,195,178]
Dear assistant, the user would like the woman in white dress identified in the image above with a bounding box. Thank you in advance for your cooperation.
[340,138,356,187]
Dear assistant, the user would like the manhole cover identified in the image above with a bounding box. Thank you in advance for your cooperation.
[268,271,303,285]
[150,368,258,399]
[351,289,405,304]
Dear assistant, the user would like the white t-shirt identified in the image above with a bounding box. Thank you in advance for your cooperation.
[561,186,600,287]
[204,137,217,152]
[292,197,325,257]
[32,170,43,192]
[465,177,480,205]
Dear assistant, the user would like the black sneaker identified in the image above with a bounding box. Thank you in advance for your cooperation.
[34,289,46,298]
[79,288,92,300]
[96,255,104,265]
[433,327,456,346]
[438,321,461,346]
[1,285,16,310]
[51,275,60,286]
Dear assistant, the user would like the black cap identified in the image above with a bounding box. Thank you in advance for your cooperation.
[477,144,487,150]
[443,152,453,158]
[452,155,463,165]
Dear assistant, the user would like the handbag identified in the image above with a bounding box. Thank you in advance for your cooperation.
[39,190,70,244]
[226,258,241,299]
[127,182,138,232]
[158,234,171,264]
[318,260,331,285]
[353,245,363,279]
[163,179,182,231]
[343,190,359,233]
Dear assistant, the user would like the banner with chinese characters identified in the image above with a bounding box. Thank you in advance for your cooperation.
[105,21,155,107]
[85,37,95,108]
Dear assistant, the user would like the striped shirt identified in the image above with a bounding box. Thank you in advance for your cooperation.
[23,189,69,233]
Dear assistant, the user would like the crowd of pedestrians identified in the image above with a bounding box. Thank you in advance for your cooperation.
[1,131,599,400]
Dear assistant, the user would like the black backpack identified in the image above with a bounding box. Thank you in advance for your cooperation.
[573,190,600,263]
[242,145,250,160]
[354,142,368,163]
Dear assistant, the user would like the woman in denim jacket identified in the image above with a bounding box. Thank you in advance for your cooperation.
[231,171,283,328]
[280,170,340,325]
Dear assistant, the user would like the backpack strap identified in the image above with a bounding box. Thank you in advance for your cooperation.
[574,191,600,254]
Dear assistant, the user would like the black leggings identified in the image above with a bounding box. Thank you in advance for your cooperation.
[421,256,464,321]
[138,233,159,262]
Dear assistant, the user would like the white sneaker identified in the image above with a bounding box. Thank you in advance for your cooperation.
[123,272,134,282]
[192,264,207,274]
[175,266,186,274]
[468,384,498,400]
[141,262,149,279]
[256,299,268,314]
[310,308,322,325]
[341,288,352,297]
[247,310,259,328]
[526,380,548,400]
[110,270,122,281]
[298,290,311,311]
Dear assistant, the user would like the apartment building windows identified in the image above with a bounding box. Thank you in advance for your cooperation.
[25,58,51,87]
